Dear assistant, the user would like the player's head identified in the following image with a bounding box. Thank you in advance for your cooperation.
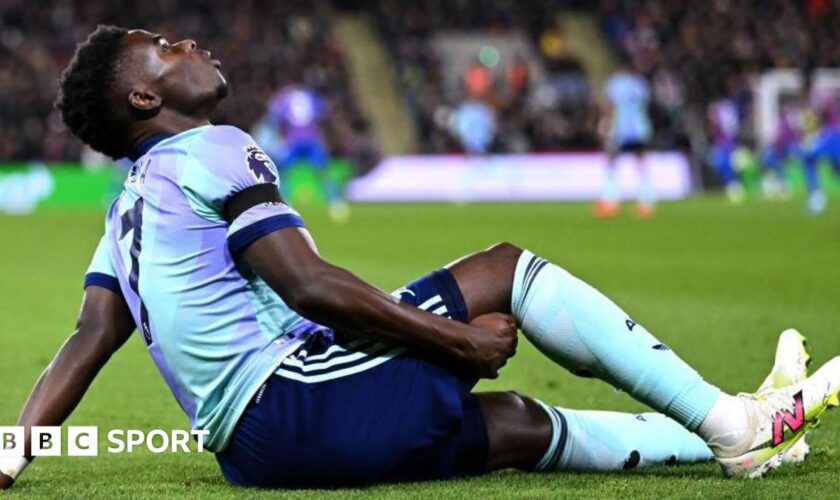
[56,25,228,159]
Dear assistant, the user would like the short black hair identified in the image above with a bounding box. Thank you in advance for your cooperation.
[55,25,129,159]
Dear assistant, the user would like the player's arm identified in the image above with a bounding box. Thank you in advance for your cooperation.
[189,127,515,378]
[0,287,134,490]
[242,228,517,379]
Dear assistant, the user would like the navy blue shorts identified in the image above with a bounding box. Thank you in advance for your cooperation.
[215,269,488,487]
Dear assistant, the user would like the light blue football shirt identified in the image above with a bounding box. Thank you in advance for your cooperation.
[604,71,652,145]
[84,124,320,452]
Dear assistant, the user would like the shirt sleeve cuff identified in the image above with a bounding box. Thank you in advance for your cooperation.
[227,213,306,255]
[84,272,122,294]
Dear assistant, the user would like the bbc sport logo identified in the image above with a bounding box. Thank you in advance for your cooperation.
[0,427,209,456]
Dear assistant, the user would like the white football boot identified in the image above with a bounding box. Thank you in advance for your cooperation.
[756,328,811,464]
[712,355,840,478]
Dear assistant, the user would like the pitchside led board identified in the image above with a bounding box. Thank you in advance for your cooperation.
[0,153,692,214]
[347,152,693,202]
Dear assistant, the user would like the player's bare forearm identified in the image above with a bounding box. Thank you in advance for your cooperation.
[0,288,133,488]
[284,263,477,356]
[243,228,517,377]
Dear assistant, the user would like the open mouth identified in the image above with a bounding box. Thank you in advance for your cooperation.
[211,59,221,68]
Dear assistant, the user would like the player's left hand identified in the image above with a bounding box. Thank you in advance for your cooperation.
[466,312,518,378]
[470,312,517,334]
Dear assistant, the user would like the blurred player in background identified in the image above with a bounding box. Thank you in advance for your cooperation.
[801,77,840,214]
[453,99,497,156]
[595,58,654,218]
[263,85,349,221]
[707,97,745,204]
[760,100,800,200]
[452,97,499,202]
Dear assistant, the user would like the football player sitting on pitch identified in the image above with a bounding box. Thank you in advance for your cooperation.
[2,26,839,489]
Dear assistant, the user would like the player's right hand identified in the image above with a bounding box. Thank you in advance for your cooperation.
[465,313,518,379]
[0,471,14,490]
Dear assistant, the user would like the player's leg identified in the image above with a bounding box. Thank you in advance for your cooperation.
[803,134,827,213]
[445,243,840,477]
[475,391,712,473]
[760,146,789,199]
[827,129,840,194]
[594,144,621,217]
[386,260,710,475]
[633,146,655,217]
[714,144,744,203]
[762,146,782,180]
[447,243,725,435]
[307,139,349,222]
[478,327,812,473]
[475,391,552,470]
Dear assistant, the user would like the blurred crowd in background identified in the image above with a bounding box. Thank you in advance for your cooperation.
[598,0,840,150]
[371,0,597,154]
[2,0,840,183]
[0,0,368,164]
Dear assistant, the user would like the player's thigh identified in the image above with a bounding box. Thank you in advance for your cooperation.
[218,355,480,487]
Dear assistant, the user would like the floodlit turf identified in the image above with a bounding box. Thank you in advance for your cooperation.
[1,197,839,498]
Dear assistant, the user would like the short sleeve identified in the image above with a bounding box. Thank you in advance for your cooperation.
[226,202,305,255]
[183,125,306,254]
[84,234,121,294]
[182,126,279,218]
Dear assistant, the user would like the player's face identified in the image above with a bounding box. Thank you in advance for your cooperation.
[121,30,228,115]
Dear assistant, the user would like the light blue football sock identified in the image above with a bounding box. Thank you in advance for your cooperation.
[512,250,720,430]
[637,163,656,207]
[533,402,713,471]
[602,165,620,203]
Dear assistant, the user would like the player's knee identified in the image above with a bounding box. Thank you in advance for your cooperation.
[498,391,530,412]
[494,391,549,427]
[484,242,523,264]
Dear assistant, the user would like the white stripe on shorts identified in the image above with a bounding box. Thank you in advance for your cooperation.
[274,290,449,383]
[276,346,407,383]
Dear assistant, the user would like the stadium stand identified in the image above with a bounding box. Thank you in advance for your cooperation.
[2,0,840,161]
[368,0,599,153]
[597,0,840,149]
[0,0,367,162]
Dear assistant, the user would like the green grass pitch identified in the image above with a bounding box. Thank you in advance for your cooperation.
[1,198,839,498]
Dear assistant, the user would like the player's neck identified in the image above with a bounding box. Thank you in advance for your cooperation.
[129,108,212,153]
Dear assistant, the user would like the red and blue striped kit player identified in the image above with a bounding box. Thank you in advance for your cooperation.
[264,85,345,210]
[762,103,802,191]
[267,85,328,170]
[708,98,742,195]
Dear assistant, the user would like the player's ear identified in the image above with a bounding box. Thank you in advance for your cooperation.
[128,87,161,115]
